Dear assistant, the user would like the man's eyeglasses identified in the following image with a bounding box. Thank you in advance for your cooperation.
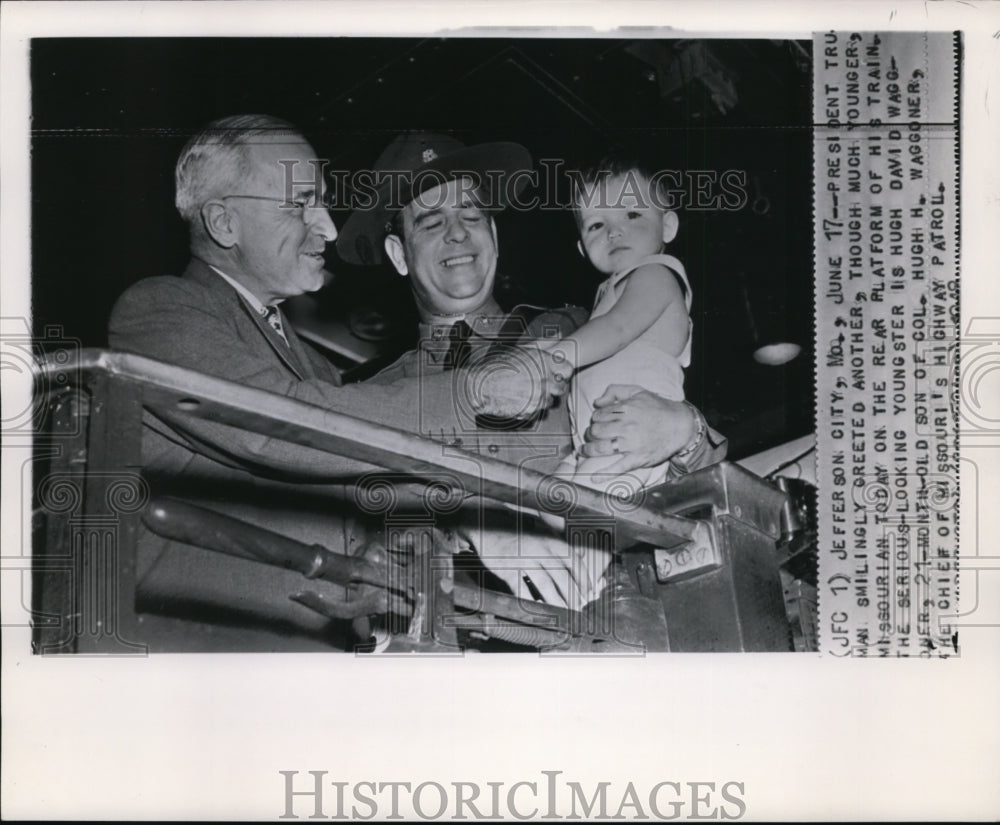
[222,193,335,213]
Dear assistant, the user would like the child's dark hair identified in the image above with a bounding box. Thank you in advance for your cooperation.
[569,153,667,219]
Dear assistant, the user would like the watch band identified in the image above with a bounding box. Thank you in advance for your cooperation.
[672,400,707,460]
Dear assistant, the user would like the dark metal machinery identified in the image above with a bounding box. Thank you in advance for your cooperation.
[31,350,806,654]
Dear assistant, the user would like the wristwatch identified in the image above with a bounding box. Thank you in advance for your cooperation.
[672,400,707,460]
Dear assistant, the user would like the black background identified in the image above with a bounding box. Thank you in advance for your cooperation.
[31,37,814,458]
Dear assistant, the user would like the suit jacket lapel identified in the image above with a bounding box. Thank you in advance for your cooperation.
[184,259,307,381]
[282,318,337,383]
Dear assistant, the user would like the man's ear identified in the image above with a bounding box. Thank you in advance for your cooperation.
[661,210,679,244]
[201,201,238,248]
[384,234,408,276]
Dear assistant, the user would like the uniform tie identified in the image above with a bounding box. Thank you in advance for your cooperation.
[444,320,473,370]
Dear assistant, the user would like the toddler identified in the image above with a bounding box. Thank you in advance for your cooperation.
[537,157,694,495]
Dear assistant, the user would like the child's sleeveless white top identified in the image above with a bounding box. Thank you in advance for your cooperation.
[568,253,693,491]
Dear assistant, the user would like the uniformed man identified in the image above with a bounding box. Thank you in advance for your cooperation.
[336,132,727,606]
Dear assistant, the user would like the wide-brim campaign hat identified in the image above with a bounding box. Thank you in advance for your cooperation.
[336,132,533,266]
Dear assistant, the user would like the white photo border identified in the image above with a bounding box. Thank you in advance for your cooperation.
[2,1,998,821]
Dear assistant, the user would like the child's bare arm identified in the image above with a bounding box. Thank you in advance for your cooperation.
[543,264,687,370]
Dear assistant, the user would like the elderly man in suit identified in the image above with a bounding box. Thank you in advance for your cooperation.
[108,115,723,648]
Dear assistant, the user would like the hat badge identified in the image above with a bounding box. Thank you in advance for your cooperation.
[422,148,438,163]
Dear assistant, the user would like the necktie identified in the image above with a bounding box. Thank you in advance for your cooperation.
[263,305,289,345]
[444,320,473,370]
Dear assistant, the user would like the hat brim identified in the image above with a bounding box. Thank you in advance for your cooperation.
[336,141,532,266]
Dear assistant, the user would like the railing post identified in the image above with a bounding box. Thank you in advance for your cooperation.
[34,373,148,655]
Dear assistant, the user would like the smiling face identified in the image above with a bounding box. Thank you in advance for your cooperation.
[575,171,677,277]
[225,136,337,304]
[384,178,499,319]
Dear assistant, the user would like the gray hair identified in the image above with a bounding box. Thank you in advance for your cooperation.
[174,114,301,223]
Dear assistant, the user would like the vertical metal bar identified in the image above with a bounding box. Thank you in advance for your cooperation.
[33,390,88,654]
[71,373,147,655]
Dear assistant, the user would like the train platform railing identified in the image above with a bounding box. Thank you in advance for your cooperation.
[31,349,795,653]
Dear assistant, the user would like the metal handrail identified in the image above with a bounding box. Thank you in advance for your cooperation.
[36,348,706,551]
